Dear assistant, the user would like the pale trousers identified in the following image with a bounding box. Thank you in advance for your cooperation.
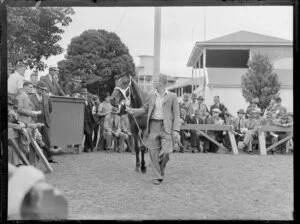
[147,120,173,180]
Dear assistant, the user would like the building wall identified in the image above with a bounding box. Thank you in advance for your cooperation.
[137,56,154,76]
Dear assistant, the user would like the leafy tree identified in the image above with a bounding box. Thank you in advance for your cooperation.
[241,53,281,110]
[7,7,75,70]
[58,29,136,95]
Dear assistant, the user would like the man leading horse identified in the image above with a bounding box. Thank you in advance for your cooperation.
[126,73,180,185]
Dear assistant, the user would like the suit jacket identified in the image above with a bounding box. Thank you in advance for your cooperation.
[180,114,191,125]
[84,99,95,126]
[189,116,205,125]
[180,102,194,117]
[135,91,180,135]
[29,93,52,128]
[16,92,35,124]
[210,103,227,120]
[104,113,121,135]
[40,74,65,96]
[233,117,247,132]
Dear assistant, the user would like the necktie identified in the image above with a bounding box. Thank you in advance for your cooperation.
[238,119,241,130]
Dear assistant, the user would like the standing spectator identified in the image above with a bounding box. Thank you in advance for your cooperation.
[80,88,95,152]
[120,114,134,153]
[180,94,194,117]
[96,93,112,151]
[190,93,199,113]
[259,111,278,154]
[189,109,209,153]
[8,62,27,97]
[92,95,101,150]
[197,95,209,114]
[126,73,180,185]
[29,81,57,163]
[7,62,14,79]
[206,108,224,153]
[209,96,227,120]
[179,107,191,153]
[40,65,65,96]
[103,107,126,152]
[64,73,82,96]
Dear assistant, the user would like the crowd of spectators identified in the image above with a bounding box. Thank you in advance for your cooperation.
[178,93,293,155]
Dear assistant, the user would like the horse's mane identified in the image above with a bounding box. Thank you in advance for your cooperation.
[130,78,148,109]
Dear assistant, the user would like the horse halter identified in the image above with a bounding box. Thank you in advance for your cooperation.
[113,75,132,108]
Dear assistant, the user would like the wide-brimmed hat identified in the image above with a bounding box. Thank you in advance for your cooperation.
[191,93,197,99]
[265,111,273,118]
[251,98,259,104]
[212,108,221,113]
[111,107,119,114]
[80,88,89,94]
[49,65,58,71]
[237,109,245,114]
[35,81,48,90]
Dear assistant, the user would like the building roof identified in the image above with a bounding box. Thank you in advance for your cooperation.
[187,30,292,67]
[137,55,153,58]
[167,77,204,90]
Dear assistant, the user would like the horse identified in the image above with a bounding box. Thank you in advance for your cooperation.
[110,74,148,173]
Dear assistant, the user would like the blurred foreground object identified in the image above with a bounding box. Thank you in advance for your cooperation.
[8,164,68,220]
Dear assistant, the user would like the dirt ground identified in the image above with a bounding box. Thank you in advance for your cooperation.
[45,148,293,220]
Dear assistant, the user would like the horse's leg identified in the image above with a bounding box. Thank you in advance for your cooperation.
[133,134,140,172]
[140,130,147,173]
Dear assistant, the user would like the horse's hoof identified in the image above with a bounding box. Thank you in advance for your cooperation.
[135,167,140,172]
[141,167,147,174]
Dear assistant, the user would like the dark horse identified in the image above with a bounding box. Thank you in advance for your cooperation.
[110,74,148,173]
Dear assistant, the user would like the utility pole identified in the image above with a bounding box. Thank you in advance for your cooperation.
[153,7,161,75]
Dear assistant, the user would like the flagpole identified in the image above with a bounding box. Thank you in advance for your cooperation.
[153,7,161,75]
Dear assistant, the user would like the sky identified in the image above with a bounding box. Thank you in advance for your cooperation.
[25,6,293,79]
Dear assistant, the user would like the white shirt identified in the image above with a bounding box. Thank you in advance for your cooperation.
[8,71,26,95]
[151,89,168,120]
[36,93,42,102]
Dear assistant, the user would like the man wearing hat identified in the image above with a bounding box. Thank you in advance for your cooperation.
[233,109,247,142]
[40,65,65,96]
[197,95,209,114]
[246,98,261,118]
[209,96,227,121]
[238,109,261,154]
[103,107,126,152]
[206,108,225,153]
[190,93,199,113]
[180,94,194,117]
[29,81,57,163]
[80,88,95,152]
[8,62,27,96]
[272,96,287,119]
[64,72,82,96]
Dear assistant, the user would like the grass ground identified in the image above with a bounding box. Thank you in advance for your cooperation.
[45,148,293,220]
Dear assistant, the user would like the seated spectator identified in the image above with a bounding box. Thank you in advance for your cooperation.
[238,109,261,154]
[272,96,287,119]
[259,111,278,154]
[233,109,247,142]
[272,113,293,154]
[189,109,209,153]
[180,94,194,117]
[103,107,126,152]
[190,93,199,114]
[209,96,227,121]
[246,98,261,118]
[206,108,224,153]
[120,114,134,153]
[179,108,191,153]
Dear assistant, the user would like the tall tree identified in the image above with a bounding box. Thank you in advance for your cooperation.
[58,29,136,95]
[241,53,281,110]
[7,7,75,70]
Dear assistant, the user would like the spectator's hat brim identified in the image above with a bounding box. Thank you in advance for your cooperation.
[35,81,48,90]
[212,108,221,113]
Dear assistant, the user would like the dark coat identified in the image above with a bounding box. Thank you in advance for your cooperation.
[29,93,52,128]
[40,74,65,96]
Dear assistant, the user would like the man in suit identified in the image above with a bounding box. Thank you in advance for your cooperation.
[40,65,66,96]
[209,96,227,120]
[179,107,191,153]
[126,73,180,185]
[64,73,82,96]
[189,109,209,153]
[233,109,247,142]
[80,88,95,152]
[29,81,57,163]
[206,108,224,153]
[104,107,126,152]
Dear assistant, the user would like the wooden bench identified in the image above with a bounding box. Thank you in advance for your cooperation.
[257,126,293,155]
[180,124,238,155]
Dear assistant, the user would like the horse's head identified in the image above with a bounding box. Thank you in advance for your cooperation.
[110,74,132,115]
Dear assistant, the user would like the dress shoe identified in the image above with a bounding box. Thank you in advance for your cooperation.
[48,159,58,163]
[153,179,163,185]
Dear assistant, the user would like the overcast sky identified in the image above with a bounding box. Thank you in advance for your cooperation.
[31,6,293,79]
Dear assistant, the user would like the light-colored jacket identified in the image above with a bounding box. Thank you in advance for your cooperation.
[16,92,35,124]
[104,113,121,136]
[134,91,180,135]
